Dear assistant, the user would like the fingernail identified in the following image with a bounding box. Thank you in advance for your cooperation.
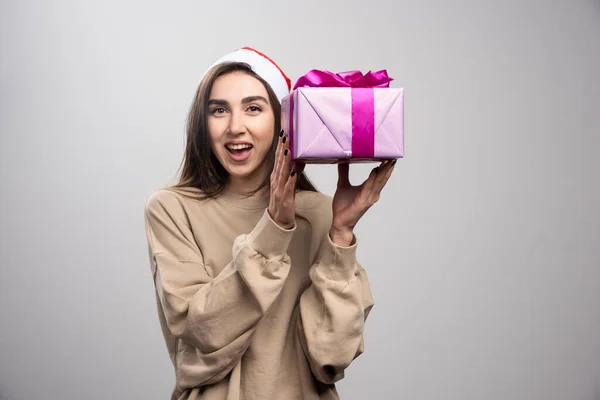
[392,159,397,166]
[279,129,284,137]
[284,149,288,156]
[282,136,287,144]
[290,169,296,177]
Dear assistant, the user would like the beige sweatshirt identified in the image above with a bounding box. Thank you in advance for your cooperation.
[143,186,374,400]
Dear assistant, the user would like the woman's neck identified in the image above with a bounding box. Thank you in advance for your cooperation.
[225,163,269,196]
[221,164,270,210]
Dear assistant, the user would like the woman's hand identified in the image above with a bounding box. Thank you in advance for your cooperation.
[330,160,396,246]
[268,130,305,229]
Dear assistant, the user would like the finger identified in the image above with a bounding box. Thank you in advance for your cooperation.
[273,130,284,187]
[337,162,350,188]
[371,161,390,191]
[279,134,292,187]
[380,159,396,182]
[284,167,299,200]
[361,164,379,194]
[376,160,393,179]
[369,160,396,201]
[359,161,388,204]
[380,159,393,170]
[379,159,397,188]
[274,129,283,168]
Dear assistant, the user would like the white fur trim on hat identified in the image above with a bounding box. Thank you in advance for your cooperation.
[201,47,291,104]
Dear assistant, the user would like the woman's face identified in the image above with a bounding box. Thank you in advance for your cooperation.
[207,71,275,186]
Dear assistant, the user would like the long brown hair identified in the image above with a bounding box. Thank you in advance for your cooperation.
[169,61,317,199]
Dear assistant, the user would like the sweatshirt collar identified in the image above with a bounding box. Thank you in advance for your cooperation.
[219,186,270,210]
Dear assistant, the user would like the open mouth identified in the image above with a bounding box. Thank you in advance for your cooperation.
[225,143,254,161]
[226,143,253,154]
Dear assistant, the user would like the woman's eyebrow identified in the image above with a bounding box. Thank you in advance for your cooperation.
[241,96,269,105]
[208,99,229,106]
[208,96,269,106]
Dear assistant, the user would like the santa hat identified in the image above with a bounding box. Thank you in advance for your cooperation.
[201,47,292,104]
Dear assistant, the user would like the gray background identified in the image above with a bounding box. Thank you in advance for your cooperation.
[1,0,599,399]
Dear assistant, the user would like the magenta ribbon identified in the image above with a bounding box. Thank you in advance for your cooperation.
[292,70,393,158]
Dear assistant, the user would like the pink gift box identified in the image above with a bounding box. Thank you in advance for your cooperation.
[280,70,404,164]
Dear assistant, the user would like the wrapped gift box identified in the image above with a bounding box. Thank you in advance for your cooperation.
[281,70,404,163]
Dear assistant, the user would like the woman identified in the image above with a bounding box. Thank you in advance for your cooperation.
[144,47,396,400]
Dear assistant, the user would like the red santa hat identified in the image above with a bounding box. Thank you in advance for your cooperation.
[202,47,292,104]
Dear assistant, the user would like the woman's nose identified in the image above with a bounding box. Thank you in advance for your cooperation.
[227,112,246,135]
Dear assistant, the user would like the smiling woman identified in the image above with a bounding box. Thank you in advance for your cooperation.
[172,56,317,200]
[143,47,395,400]
[207,75,276,191]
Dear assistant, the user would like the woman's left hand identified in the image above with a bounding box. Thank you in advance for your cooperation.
[329,159,396,246]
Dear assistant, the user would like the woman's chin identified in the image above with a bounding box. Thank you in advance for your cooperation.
[226,164,260,179]
[219,151,269,184]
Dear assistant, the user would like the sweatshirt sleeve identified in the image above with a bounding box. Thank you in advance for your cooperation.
[296,232,375,384]
[143,190,295,385]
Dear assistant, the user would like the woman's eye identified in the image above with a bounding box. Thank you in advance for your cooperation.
[247,105,262,113]
[210,107,227,115]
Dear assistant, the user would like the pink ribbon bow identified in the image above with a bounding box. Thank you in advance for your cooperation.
[293,69,393,90]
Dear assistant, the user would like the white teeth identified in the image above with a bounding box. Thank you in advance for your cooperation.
[227,144,252,150]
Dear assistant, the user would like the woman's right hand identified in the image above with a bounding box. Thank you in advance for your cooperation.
[268,130,305,229]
